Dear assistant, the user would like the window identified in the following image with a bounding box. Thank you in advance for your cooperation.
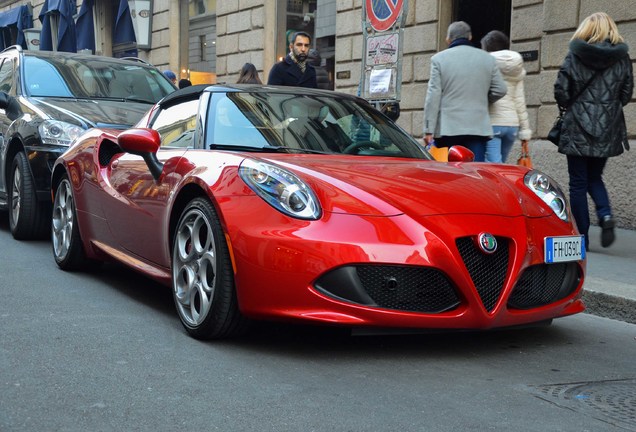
[0,57,15,94]
[199,35,207,62]
[151,99,200,148]
[207,93,269,148]
[189,0,216,17]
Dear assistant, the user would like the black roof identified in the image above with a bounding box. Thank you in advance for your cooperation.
[158,83,362,108]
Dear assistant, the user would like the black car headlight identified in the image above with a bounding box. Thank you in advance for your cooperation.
[38,120,85,146]
[239,159,321,220]
[524,170,569,221]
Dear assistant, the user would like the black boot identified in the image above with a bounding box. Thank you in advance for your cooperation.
[600,215,615,248]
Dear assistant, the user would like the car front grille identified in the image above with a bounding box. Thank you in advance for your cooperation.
[508,262,581,309]
[456,236,509,313]
[356,265,460,313]
[314,265,460,313]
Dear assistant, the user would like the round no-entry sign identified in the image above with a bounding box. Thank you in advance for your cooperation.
[365,0,404,32]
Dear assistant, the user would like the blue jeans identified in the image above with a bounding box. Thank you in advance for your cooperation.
[436,135,488,162]
[566,155,611,250]
[485,126,519,163]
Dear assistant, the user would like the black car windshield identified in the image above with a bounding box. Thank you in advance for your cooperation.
[23,56,175,103]
[205,91,432,159]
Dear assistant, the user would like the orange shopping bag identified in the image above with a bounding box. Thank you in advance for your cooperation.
[428,144,448,162]
[517,140,532,168]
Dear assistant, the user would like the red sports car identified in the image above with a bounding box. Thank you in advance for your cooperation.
[51,84,586,339]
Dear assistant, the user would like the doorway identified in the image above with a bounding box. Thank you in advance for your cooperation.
[453,0,511,47]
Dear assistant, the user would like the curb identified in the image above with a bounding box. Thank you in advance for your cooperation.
[582,290,636,325]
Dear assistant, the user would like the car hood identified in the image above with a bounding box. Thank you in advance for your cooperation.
[30,97,152,129]
[266,156,548,218]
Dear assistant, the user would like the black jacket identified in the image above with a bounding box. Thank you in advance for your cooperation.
[554,39,633,157]
[267,55,317,88]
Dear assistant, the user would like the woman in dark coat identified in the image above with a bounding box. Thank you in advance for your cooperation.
[554,12,633,250]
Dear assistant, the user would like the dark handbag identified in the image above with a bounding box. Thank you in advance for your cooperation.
[548,71,601,145]
[547,110,564,145]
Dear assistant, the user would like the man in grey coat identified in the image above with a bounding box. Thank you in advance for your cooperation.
[424,21,507,161]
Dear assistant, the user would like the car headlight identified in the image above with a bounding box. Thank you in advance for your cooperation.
[38,120,85,146]
[524,170,569,221]
[239,159,321,220]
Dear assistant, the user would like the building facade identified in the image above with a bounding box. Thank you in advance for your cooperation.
[0,0,633,227]
[1,0,633,139]
[216,0,636,138]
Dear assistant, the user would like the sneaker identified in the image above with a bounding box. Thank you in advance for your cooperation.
[600,215,615,248]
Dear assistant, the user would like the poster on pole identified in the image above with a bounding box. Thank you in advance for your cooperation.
[366,32,399,65]
[361,1,407,103]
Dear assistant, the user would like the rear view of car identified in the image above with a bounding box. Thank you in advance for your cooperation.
[0,46,175,240]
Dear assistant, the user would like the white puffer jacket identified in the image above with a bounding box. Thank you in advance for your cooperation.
[489,50,532,140]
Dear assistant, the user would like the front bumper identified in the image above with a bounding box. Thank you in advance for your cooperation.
[221,199,586,330]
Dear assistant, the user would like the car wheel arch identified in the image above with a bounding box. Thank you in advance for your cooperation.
[51,164,68,197]
[168,183,215,253]
[4,137,25,189]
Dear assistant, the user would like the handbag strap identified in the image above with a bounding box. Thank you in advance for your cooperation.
[560,70,602,114]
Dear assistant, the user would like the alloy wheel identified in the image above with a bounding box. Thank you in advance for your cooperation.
[52,179,74,261]
[173,207,217,327]
[10,164,21,224]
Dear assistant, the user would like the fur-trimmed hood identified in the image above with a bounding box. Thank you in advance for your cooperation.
[570,39,629,70]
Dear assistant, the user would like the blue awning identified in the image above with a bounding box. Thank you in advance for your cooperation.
[39,0,77,52]
[75,0,94,52]
[0,5,33,50]
[113,0,136,46]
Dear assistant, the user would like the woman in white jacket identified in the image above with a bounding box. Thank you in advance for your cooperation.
[481,30,532,163]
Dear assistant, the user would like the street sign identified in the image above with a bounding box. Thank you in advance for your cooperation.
[365,0,404,32]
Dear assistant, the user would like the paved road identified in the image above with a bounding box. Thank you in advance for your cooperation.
[1,213,636,431]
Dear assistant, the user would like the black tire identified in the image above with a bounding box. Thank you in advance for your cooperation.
[172,197,249,339]
[9,152,49,240]
[51,175,92,270]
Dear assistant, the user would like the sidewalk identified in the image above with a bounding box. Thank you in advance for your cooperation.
[581,225,636,324]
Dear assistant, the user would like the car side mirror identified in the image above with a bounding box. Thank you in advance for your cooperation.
[117,128,164,180]
[0,91,22,121]
[448,145,475,162]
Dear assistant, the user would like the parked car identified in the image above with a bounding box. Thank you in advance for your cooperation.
[0,46,176,239]
[51,84,586,340]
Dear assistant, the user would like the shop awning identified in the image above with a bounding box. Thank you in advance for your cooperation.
[0,5,33,50]
[75,0,94,52]
[113,0,137,46]
[39,0,77,52]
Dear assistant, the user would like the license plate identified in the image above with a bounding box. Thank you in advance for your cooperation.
[544,235,586,263]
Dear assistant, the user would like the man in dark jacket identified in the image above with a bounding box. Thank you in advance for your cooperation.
[268,31,317,88]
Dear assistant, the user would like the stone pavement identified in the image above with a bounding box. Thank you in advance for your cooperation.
[582,225,636,324]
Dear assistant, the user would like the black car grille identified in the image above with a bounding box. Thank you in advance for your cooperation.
[314,265,460,313]
[456,236,509,312]
[508,262,581,309]
[357,265,460,313]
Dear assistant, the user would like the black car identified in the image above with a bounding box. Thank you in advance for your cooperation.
[0,46,176,239]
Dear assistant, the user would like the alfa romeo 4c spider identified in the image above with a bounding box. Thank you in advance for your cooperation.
[51,84,586,339]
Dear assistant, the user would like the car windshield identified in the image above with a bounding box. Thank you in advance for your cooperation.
[205,91,432,159]
[23,56,175,103]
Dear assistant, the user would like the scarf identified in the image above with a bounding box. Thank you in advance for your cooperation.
[448,38,473,48]
[289,52,307,74]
